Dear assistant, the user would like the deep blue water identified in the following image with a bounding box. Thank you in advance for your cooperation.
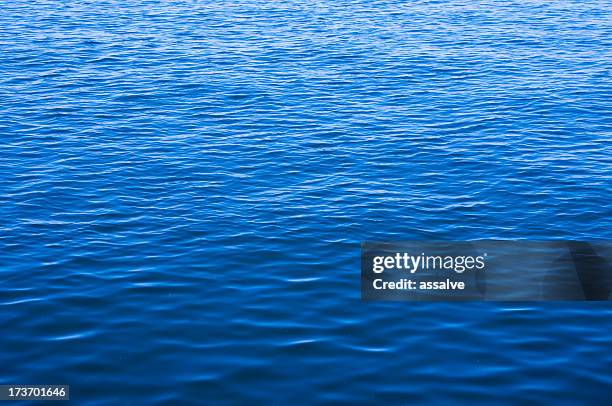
[1,0,611,404]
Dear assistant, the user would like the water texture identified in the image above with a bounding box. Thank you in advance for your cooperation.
[0,0,611,404]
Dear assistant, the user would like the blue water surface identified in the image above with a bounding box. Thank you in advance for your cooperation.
[1,0,611,404]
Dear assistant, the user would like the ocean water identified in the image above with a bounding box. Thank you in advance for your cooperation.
[1,0,611,404]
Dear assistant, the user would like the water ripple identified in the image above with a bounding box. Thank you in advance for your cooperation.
[1,0,611,403]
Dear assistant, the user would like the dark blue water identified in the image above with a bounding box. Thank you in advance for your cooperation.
[1,0,611,404]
